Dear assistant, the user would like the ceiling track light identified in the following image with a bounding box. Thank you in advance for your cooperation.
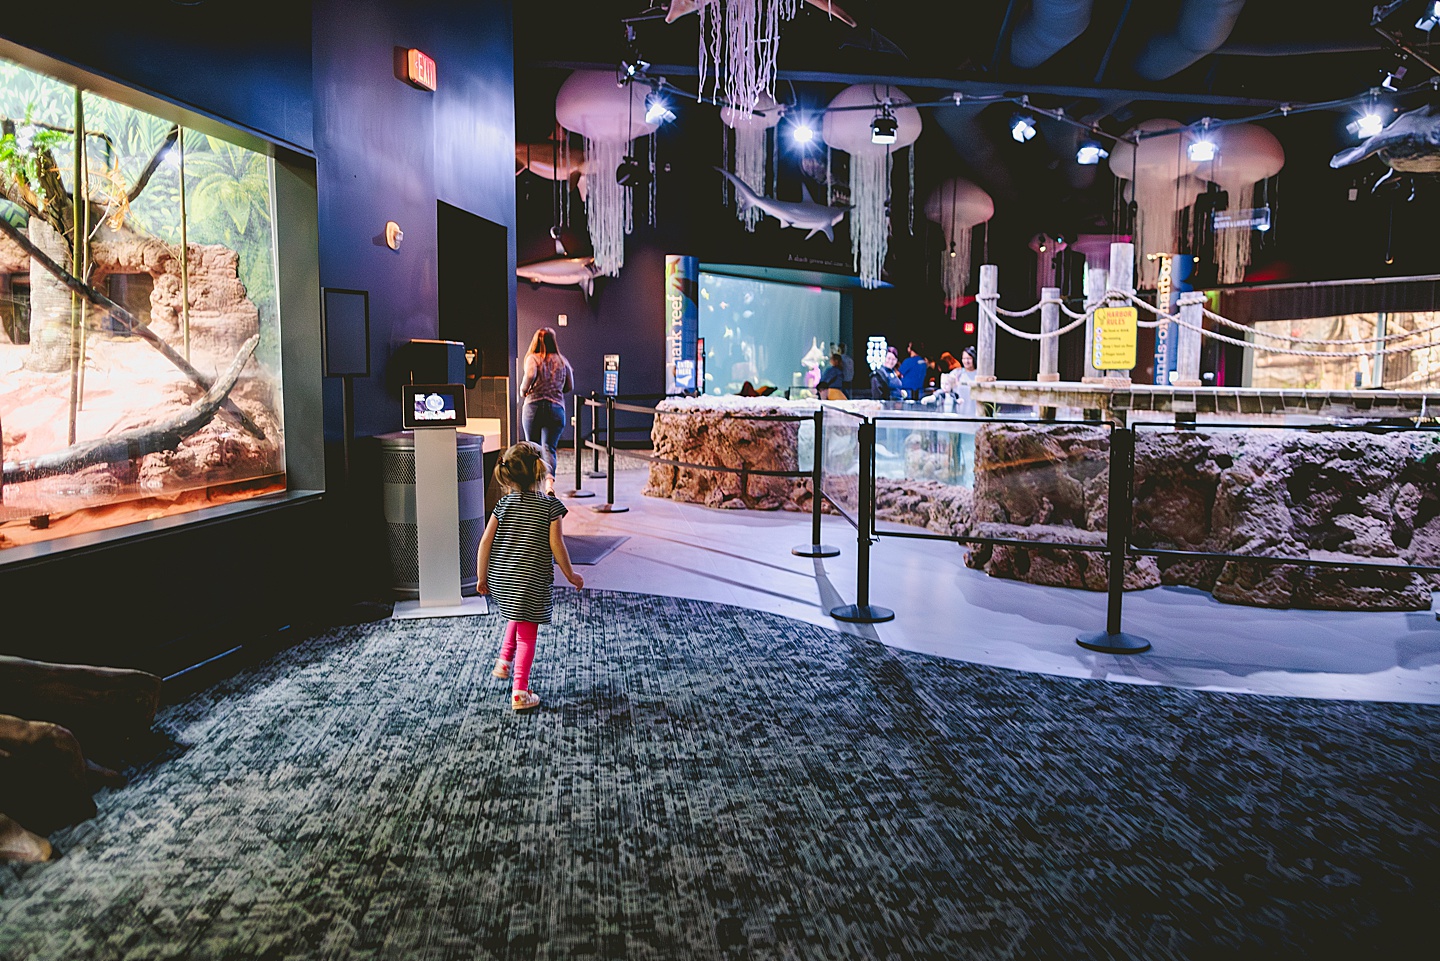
[644,91,676,125]
[791,119,816,144]
[1075,138,1109,165]
[870,102,898,145]
[1417,0,1440,30]
[1187,119,1217,162]
[1010,113,1037,143]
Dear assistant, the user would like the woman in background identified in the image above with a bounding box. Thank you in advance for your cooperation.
[520,327,574,487]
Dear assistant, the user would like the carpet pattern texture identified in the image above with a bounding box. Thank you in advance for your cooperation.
[2,590,1438,960]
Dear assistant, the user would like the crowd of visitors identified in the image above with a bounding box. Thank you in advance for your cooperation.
[864,340,977,408]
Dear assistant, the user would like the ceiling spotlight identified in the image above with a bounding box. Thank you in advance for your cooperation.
[1186,119,1218,162]
[1187,139,1217,162]
[1347,111,1386,138]
[870,103,898,145]
[791,120,816,144]
[1382,63,1408,91]
[1010,113,1037,143]
[618,59,650,82]
[644,92,676,125]
[1417,1,1440,30]
[1075,139,1109,165]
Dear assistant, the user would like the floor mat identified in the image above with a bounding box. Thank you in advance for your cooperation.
[564,533,629,565]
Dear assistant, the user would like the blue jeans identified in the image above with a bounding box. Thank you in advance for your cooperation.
[521,400,568,476]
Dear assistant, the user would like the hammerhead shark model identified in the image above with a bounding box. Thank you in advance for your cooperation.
[714,168,849,241]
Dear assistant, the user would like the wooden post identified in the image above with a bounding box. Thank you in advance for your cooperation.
[1105,242,1135,387]
[1082,267,1108,384]
[1174,292,1204,388]
[1038,285,1060,383]
[977,264,998,383]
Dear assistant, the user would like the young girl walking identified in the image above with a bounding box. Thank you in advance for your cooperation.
[476,441,584,711]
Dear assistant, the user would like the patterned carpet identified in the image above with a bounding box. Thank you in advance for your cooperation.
[2,590,1438,960]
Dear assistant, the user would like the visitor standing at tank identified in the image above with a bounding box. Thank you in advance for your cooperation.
[871,349,904,400]
[942,346,979,416]
[898,341,929,398]
[835,343,855,393]
[477,441,584,711]
[520,327,574,488]
[818,352,847,397]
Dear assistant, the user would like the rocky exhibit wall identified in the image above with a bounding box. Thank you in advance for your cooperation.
[643,398,1440,611]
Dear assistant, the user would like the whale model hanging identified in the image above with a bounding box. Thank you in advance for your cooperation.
[1331,103,1440,175]
[714,168,849,241]
[516,255,601,296]
[664,0,857,28]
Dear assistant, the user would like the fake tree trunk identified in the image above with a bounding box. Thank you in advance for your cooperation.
[25,216,77,373]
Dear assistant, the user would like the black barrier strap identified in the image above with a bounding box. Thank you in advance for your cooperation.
[818,490,860,532]
[872,527,1111,552]
[610,448,809,479]
[1130,546,1440,575]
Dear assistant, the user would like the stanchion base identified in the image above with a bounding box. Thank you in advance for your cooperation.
[591,504,629,513]
[792,543,840,558]
[830,603,895,624]
[1076,630,1152,654]
[585,471,608,479]
[564,489,596,499]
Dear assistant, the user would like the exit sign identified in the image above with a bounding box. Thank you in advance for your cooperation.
[405,49,437,91]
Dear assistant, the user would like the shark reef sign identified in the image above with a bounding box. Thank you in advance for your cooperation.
[665,255,699,394]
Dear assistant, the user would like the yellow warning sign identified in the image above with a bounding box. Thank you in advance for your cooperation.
[1092,306,1138,370]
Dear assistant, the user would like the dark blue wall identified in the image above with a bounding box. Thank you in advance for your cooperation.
[313,0,516,440]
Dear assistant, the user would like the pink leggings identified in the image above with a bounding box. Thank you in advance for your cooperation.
[499,620,539,692]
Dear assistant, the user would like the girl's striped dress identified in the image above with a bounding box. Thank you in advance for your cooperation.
[486,491,568,623]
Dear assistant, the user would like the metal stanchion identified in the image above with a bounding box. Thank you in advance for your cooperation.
[830,420,894,623]
[591,396,628,514]
[564,393,594,498]
[586,392,606,479]
[1077,426,1151,653]
[793,407,839,558]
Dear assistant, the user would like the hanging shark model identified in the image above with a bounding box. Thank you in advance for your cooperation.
[516,256,601,296]
[665,0,857,28]
[714,168,849,241]
[1331,104,1440,174]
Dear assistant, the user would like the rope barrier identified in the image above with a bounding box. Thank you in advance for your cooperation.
[1200,305,1440,347]
[972,284,1440,365]
[1110,289,1440,358]
[978,302,1089,341]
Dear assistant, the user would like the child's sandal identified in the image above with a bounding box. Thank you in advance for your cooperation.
[512,690,541,711]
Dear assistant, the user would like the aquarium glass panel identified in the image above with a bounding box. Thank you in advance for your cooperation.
[698,273,840,395]
[1,54,286,554]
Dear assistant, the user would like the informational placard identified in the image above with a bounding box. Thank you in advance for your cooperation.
[1092,307,1138,371]
[603,354,620,396]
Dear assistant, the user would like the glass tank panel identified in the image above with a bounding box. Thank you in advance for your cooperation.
[1,55,286,553]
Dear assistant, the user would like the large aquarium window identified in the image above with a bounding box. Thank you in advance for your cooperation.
[1,55,285,553]
[698,272,841,395]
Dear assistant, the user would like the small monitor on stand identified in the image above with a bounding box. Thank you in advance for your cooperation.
[402,384,468,430]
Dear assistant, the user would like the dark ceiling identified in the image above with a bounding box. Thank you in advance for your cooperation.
[514,1,1440,282]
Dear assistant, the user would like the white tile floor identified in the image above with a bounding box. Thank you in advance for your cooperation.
[557,453,1440,706]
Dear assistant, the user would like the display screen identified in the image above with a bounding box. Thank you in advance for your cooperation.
[402,384,467,429]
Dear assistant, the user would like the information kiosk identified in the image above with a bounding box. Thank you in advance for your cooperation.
[391,383,490,620]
